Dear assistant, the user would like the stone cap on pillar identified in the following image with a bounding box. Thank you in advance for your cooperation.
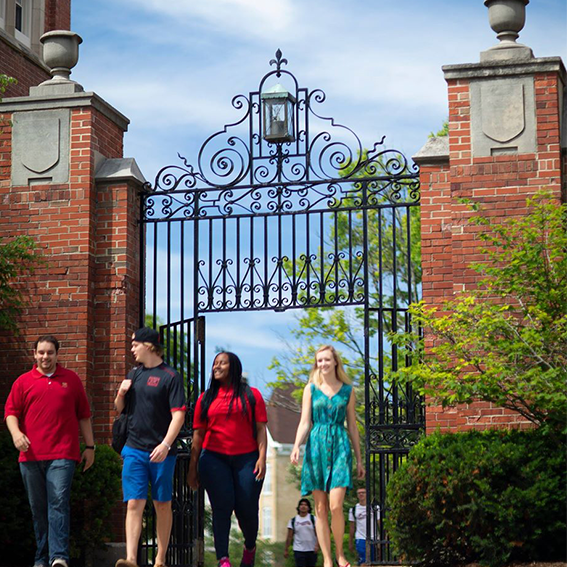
[0,91,130,133]
[412,136,449,167]
[95,158,147,186]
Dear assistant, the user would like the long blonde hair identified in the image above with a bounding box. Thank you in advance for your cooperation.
[308,345,351,387]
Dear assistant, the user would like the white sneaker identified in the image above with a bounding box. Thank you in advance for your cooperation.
[51,559,69,567]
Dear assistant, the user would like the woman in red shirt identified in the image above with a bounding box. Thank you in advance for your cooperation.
[188,352,267,567]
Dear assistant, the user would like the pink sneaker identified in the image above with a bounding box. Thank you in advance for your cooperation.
[218,557,231,567]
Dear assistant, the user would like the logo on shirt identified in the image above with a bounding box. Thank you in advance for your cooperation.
[296,519,313,527]
[61,382,68,388]
[147,376,161,387]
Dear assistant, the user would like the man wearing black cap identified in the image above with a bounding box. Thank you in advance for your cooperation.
[114,328,186,567]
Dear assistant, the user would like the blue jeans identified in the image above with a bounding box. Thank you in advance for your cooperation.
[199,449,263,559]
[20,459,76,567]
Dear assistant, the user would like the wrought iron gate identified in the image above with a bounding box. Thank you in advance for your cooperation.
[140,50,424,566]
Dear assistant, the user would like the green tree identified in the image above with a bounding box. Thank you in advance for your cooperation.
[269,149,421,414]
[429,119,449,138]
[0,236,42,330]
[391,192,567,437]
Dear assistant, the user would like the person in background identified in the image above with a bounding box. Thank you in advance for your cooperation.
[5,335,95,567]
[114,328,186,567]
[188,351,268,567]
[349,487,379,565]
[291,345,365,567]
[284,498,318,567]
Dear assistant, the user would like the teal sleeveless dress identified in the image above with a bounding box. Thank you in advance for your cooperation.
[301,382,353,495]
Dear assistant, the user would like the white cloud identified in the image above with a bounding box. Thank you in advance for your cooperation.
[118,0,296,42]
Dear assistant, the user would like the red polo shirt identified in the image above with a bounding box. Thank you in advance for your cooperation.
[193,386,267,455]
[4,364,91,462]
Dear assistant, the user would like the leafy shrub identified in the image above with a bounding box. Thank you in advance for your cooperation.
[386,429,566,567]
[70,444,123,564]
[0,430,122,567]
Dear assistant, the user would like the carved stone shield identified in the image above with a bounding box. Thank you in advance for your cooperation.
[20,115,61,173]
[481,81,525,143]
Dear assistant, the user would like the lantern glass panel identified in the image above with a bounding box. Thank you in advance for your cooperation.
[262,97,295,142]
[269,101,286,138]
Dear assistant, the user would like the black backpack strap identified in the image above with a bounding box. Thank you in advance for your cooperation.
[291,516,295,533]
[123,365,144,415]
[245,385,257,439]
[310,513,315,526]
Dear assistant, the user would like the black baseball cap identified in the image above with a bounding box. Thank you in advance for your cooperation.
[132,327,161,347]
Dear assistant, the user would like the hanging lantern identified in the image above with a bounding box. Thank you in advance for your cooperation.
[261,83,296,143]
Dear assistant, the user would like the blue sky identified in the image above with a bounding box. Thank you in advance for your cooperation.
[71,0,566,393]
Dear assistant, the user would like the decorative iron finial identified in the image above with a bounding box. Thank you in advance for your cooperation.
[269,49,288,77]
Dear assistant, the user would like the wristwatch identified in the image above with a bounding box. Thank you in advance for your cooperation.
[85,445,95,451]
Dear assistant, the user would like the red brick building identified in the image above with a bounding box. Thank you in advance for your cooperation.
[0,0,144,445]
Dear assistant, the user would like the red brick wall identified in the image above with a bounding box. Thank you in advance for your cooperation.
[0,104,140,449]
[91,179,141,441]
[0,39,50,97]
[420,69,564,433]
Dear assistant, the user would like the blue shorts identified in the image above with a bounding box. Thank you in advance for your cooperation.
[121,445,177,502]
[355,539,375,565]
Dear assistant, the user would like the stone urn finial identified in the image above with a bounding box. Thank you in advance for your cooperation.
[482,0,533,61]
[32,30,84,95]
[40,30,83,82]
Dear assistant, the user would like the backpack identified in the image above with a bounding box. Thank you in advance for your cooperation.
[111,366,143,454]
[291,514,315,532]
[350,506,358,531]
[244,384,257,439]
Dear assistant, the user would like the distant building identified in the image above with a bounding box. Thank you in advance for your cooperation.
[259,384,305,542]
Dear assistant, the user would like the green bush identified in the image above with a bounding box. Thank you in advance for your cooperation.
[70,443,123,564]
[0,430,122,567]
[386,429,566,567]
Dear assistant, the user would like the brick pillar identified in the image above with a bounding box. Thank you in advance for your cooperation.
[0,72,145,450]
[413,27,566,433]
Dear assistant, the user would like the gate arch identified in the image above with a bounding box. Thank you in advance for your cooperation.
[140,50,424,566]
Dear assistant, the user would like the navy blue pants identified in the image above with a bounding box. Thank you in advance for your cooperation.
[199,449,263,559]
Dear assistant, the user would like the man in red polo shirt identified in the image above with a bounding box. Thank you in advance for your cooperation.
[4,335,95,567]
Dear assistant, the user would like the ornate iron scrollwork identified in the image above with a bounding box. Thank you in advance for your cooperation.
[145,50,419,221]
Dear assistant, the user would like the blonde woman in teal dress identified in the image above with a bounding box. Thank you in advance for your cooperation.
[291,345,365,567]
